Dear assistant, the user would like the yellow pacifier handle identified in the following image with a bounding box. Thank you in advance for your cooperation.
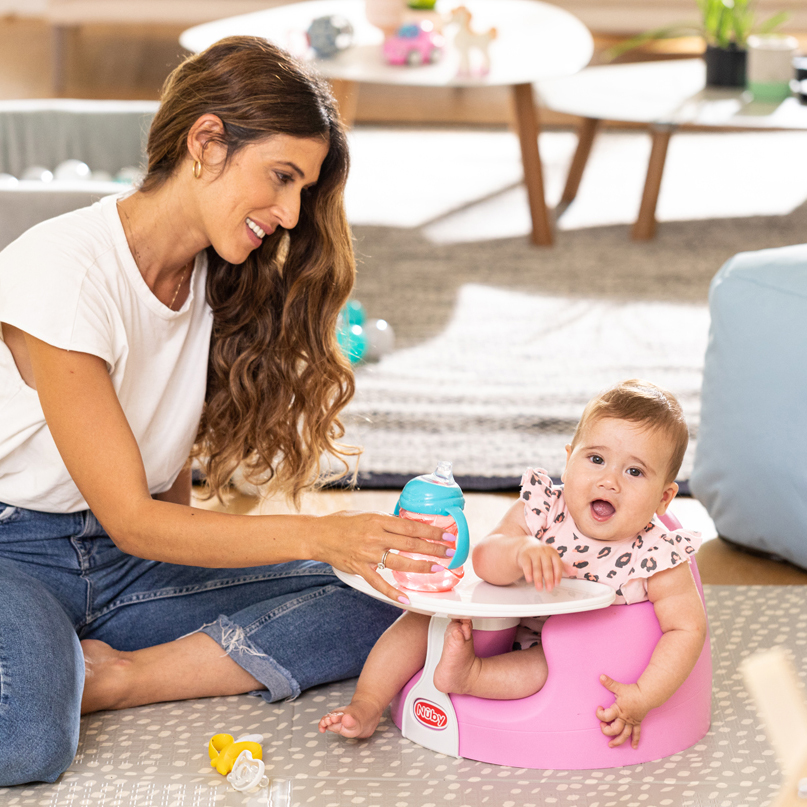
[208,733,263,775]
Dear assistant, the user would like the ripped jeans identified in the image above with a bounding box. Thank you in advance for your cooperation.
[0,503,400,787]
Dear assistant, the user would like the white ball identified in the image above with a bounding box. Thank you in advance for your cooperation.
[54,159,91,181]
[364,318,395,360]
[0,173,18,188]
[115,166,144,185]
[21,165,53,182]
[90,169,113,182]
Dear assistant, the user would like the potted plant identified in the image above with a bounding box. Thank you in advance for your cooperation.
[608,0,789,88]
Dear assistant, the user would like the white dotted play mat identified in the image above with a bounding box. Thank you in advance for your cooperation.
[2,586,801,807]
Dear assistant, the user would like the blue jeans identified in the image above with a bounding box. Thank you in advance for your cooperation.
[0,502,399,787]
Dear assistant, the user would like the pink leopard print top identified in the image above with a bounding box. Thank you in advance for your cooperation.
[520,468,701,605]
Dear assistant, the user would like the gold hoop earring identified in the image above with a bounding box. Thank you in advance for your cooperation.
[192,160,202,179]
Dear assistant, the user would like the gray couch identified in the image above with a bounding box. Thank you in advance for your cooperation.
[0,99,157,251]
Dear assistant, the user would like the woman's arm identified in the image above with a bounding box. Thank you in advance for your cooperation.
[25,333,449,600]
[472,499,562,590]
[596,561,708,748]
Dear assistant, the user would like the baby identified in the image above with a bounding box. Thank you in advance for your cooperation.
[320,379,708,750]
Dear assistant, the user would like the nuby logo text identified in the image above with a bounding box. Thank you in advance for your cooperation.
[413,699,448,730]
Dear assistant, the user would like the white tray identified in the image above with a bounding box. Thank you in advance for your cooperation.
[334,567,615,619]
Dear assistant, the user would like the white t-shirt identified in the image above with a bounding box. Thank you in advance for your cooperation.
[0,193,213,513]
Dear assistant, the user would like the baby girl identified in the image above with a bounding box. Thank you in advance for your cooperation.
[320,379,708,749]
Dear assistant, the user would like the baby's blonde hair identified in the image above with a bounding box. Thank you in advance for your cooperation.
[570,380,689,484]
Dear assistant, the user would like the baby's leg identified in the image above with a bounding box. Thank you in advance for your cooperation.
[319,610,430,738]
[434,619,548,700]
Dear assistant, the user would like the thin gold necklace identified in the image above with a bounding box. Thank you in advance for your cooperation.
[118,200,190,311]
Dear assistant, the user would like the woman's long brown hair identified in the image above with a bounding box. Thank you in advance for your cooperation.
[142,36,358,503]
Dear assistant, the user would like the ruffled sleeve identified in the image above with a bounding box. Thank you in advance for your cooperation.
[620,524,703,604]
[519,467,561,541]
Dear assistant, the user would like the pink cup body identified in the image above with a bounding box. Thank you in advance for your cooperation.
[392,509,463,592]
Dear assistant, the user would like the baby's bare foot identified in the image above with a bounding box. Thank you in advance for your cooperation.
[433,619,480,695]
[80,639,134,714]
[318,697,383,738]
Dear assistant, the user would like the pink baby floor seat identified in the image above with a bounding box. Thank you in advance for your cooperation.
[391,539,711,769]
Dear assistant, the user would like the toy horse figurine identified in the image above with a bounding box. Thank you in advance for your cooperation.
[448,5,496,76]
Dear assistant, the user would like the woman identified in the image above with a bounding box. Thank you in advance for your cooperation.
[0,36,449,786]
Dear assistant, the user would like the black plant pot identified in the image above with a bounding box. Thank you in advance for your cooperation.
[704,44,747,88]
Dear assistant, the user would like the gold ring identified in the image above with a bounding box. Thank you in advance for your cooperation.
[376,549,391,571]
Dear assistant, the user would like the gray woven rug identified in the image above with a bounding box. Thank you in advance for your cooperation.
[2,585,798,807]
[341,128,807,487]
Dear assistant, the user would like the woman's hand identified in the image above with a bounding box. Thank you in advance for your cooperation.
[314,510,455,602]
[595,675,651,749]
[515,540,563,592]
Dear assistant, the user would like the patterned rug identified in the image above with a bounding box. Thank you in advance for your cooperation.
[344,283,709,488]
[340,127,807,489]
[3,585,796,807]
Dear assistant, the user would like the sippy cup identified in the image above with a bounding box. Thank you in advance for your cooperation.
[391,461,470,592]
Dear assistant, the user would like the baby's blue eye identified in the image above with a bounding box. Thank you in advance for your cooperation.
[590,455,604,465]
[627,468,642,477]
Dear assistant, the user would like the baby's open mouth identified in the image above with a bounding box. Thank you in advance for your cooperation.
[590,500,616,521]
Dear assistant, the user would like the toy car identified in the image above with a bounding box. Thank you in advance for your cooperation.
[383,22,444,66]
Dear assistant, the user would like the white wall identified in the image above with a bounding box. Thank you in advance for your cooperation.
[3,0,804,33]
[0,0,47,14]
[548,0,806,34]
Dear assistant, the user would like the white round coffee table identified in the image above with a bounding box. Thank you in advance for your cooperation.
[535,58,807,240]
[334,566,614,757]
[180,0,593,246]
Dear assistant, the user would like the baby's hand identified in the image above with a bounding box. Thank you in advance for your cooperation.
[596,675,651,749]
[515,541,563,592]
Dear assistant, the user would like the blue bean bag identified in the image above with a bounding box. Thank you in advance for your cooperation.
[691,244,807,569]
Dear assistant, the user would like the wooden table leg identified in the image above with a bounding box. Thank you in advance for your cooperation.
[557,116,600,217]
[329,78,359,128]
[632,123,675,241]
[51,24,75,98]
[512,82,552,247]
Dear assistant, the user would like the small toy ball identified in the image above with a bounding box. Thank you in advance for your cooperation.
[54,159,91,181]
[307,15,354,59]
[115,166,144,185]
[21,165,53,182]
[343,298,366,327]
[91,169,113,182]
[364,318,395,361]
[337,300,370,363]
[383,21,444,66]
[337,320,368,364]
[0,173,18,187]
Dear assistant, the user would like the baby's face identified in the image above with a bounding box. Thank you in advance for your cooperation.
[561,417,678,543]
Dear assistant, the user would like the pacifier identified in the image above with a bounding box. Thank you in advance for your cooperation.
[227,749,269,792]
[208,732,264,776]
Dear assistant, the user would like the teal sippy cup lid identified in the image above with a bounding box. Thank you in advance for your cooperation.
[398,461,465,516]
[395,461,470,570]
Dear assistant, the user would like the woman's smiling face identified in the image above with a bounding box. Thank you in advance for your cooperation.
[199,132,329,264]
[561,417,679,543]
